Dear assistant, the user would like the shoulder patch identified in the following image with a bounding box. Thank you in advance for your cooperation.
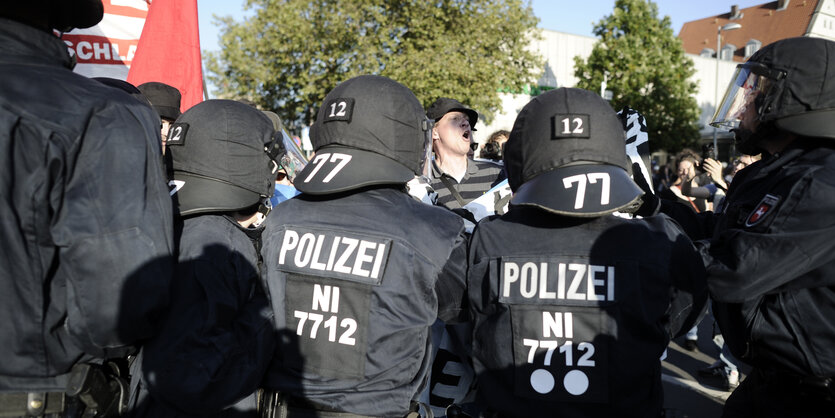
[745,194,781,227]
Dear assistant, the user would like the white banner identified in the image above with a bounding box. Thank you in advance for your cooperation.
[64,0,150,79]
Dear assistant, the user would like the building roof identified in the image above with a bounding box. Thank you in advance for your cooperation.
[679,1,818,62]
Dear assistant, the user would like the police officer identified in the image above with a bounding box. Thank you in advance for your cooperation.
[636,37,835,417]
[467,88,707,417]
[1,1,175,417]
[130,100,306,417]
[259,75,468,417]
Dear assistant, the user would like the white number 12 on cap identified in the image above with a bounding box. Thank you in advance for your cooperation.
[303,153,352,183]
[561,117,584,134]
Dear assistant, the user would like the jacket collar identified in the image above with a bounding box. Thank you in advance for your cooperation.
[431,157,477,180]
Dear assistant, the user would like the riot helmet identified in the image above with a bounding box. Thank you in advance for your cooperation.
[167,99,289,216]
[295,75,432,195]
[503,88,642,217]
[711,37,835,154]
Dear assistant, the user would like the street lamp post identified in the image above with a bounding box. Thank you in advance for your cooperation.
[714,22,742,154]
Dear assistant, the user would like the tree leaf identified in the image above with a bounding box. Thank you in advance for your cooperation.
[205,0,543,132]
[574,0,701,152]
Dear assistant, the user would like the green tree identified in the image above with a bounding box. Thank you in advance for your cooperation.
[573,0,701,152]
[205,0,543,132]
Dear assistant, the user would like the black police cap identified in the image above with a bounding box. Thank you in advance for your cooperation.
[426,97,479,131]
[168,100,276,216]
[296,75,428,195]
[138,82,182,121]
[503,88,642,217]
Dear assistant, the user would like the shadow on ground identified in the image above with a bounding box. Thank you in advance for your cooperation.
[660,312,752,418]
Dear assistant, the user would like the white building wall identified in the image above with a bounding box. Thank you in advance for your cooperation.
[478,29,596,139]
[807,0,835,39]
[534,30,599,88]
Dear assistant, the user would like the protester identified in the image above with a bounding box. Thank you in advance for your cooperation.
[479,129,509,162]
[659,150,712,214]
[467,87,707,417]
[423,98,506,416]
[731,155,758,177]
[635,36,835,417]
[426,97,504,210]
[258,75,468,417]
[676,152,725,356]
[0,1,175,416]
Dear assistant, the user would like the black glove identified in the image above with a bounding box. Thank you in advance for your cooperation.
[631,162,660,217]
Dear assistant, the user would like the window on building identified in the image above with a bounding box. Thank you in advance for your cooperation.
[745,40,762,58]
[700,48,715,58]
[721,44,737,61]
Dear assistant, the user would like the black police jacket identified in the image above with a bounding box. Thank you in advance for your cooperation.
[0,18,174,391]
[661,142,835,378]
[131,215,275,417]
[260,187,468,417]
[467,207,707,418]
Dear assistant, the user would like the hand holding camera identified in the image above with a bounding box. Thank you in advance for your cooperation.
[696,144,715,173]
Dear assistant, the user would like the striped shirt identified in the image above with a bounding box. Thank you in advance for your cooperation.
[430,158,505,209]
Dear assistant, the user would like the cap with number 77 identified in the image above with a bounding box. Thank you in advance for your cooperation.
[503,87,642,217]
[295,75,431,195]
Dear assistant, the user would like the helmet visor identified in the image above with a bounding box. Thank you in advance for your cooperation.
[274,128,307,182]
[710,62,785,130]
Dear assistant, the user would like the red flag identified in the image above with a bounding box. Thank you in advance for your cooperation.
[127,0,203,112]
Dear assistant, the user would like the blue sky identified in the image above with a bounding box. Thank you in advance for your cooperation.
[533,0,766,34]
[196,0,766,93]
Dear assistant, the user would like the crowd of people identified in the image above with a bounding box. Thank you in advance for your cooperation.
[3,2,835,418]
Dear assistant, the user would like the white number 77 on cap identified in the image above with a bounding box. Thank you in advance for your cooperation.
[303,153,353,183]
